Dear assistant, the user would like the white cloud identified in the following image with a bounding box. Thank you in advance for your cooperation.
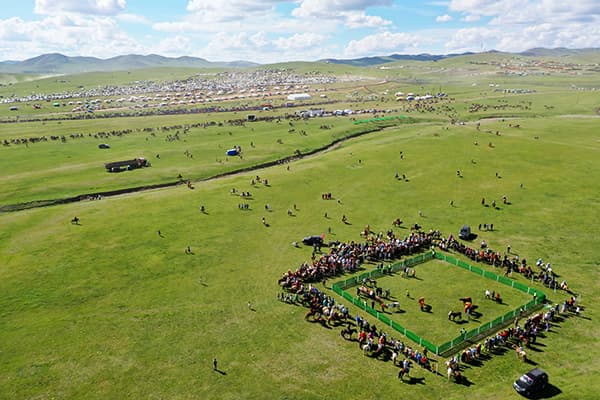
[155,0,319,34]
[292,0,393,28]
[274,32,326,51]
[34,0,127,16]
[249,31,269,48]
[186,0,282,22]
[344,12,392,28]
[461,14,480,22]
[116,13,150,24]
[441,0,600,53]
[0,13,141,60]
[444,26,499,52]
[292,0,392,17]
[448,0,600,25]
[442,19,600,54]
[152,35,192,57]
[436,14,453,22]
[344,31,424,57]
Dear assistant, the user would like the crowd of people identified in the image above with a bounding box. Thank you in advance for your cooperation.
[278,230,439,288]
[436,233,566,290]
[280,282,435,380]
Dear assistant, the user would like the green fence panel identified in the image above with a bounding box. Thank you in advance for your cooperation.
[405,330,421,344]
[483,270,497,280]
[421,338,437,354]
[465,329,478,340]
[378,314,391,325]
[503,309,516,321]
[471,265,483,275]
[342,291,354,303]
[512,281,529,293]
[391,321,407,335]
[332,284,342,296]
[437,341,452,354]
[497,276,513,286]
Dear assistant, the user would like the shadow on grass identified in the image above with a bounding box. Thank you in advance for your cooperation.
[524,358,538,366]
[405,376,426,385]
[457,376,474,387]
[529,383,562,399]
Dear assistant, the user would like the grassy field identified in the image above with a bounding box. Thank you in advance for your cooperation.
[0,114,420,206]
[0,58,599,399]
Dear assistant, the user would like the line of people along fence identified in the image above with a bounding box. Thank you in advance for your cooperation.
[331,250,546,355]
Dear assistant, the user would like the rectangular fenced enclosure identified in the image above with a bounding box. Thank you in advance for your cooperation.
[332,251,545,355]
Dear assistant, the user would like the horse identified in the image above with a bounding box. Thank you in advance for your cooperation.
[340,326,357,340]
[448,311,462,321]
[304,305,322,322]
[453,369,462,383]
[398,367,408,380]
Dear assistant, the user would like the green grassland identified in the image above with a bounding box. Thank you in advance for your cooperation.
[0,58,599,399]
[0,114,421,206]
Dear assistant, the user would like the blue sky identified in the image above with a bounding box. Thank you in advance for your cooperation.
[0,0,599,63]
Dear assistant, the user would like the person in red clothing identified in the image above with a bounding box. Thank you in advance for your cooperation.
[358,330,367,348]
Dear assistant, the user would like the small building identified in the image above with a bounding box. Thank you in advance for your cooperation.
[287,93,311,101]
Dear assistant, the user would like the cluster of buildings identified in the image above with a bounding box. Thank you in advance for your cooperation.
[1,69,337,109]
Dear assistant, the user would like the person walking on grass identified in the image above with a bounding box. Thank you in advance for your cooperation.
[213,357,218,371]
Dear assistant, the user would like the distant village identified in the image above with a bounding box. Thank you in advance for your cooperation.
[1,69,338,108]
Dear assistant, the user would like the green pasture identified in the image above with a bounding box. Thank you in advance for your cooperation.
[0,115,417,206]
[1,60,599,399]
[349,259,534,345]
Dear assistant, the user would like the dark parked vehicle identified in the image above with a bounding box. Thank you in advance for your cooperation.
[302,235,323,246]
[513,368,548,397]
[459,225,472,240]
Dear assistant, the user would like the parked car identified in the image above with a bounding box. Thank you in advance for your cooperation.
[513,368,548,397]
[302,235,323,246]
[459,225,471,240]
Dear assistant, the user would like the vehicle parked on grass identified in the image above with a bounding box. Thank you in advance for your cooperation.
[302,235,323,246]
[513,368,548,397]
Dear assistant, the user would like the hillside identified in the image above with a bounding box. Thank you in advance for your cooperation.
[2,48,600,75]
[0,53,258,74]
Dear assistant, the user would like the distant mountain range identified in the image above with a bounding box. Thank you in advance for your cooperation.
[0,53,258,74]
[1,48,598,74]
[318,52,474,67]
[320,48,600,67]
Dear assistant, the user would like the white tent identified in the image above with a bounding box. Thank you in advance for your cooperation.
[287,93,311,101]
